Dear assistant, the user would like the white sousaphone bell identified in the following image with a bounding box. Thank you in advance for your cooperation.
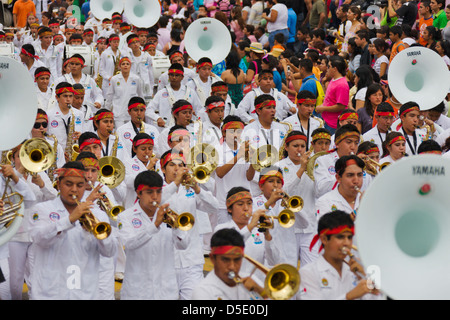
[123,0,161,28]
[388,47,450,111]
[184,17,232,65]
[0,56,38,246]
[90,0,124,20]
[355,155,450,300]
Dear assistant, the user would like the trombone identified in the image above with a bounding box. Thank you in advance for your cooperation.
[152,201,195,231]
[88,181,124,221]
[228,254,301,300]
[72,195,112,240]
[19,138,56,176]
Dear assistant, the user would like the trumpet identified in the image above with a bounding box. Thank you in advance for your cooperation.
[152,201,195,231]
[257,210,296,229]
[280,192,304,213]
[362,157,389,176]
[72,195,112,240]
[228,254,301,300]
[88,181,124,220]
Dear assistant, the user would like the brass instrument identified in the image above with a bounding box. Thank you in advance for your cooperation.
[65,108,80,161]
[280,192,304,213]
[98,156,125,189]
[111,131,120,158]
[72,195,112,240]
[274,119,293,160]
[257,210,296,229]
[152,201,195,230]
[113,51,121,76]
[246,144,279,172]
[19,138,56,176]
[363,157,390,176]
[88,181,124,220]
[43,133,58,181]
[305,151,329,181]
[138,117,145,133]
[228,254,301,300]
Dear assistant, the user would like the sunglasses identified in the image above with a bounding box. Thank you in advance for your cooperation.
[34,122,48,129]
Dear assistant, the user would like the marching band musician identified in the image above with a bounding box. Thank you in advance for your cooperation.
[98,33,122,95]
[157,51,196,91]
[159,149,219,300]
[310,128,333,154]
[187,57,221,106]
[122,34,155,100]
[123,133,158,209]
[116,97,160,163]
[236,69,296,123]
[33,26,64,79]
[356,141,381,177]
[200,96,225,147]
[213,115,254,225]
[75,152,119,300]
[34,67,57,112]
[298,211,381,300]
[275,130,318,266]
[77,132,103,161]
[191,228,266,300]
[46,82,84,161]
[213,187,276,286]
[329,109,360,149]
[380,131,406,166]
[155,100,198,157]
[147,64,202,131]
[53,53,104,112]
[27,162,118,300]
[210,81,237,117]
[7,140,56,300]
[417,139,443,155]
[362,102,395,153]
[394,102,427,156]
[104,56,145,128]
[19,44,46,79]
[252,166,308,268]
[72,83,95,131]
[313,124,368,200]
[315,155,365,221]
[284,90,324,150]
[91,109,125,160]
[118,170,191,300]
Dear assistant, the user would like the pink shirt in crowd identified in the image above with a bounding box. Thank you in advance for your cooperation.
[321,77,349,129]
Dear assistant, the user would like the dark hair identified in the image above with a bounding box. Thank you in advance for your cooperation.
[390,26,402,38]
[131,132,153,157]
[317,210,354,237]
[329,55,347,76]
[205,95,225,110]
[55,82,73,96]
[221,115,244,132]
[128,96,146,107]
[254,94,275,114]
[335,123,360,141]
[134,170,163,191]
[357,141,379,155]
[311,127,331,142]
[335,155,365,177]
[58,161,86,181]
[226,186,251,212]
[363,83,384,117]
[356,29,370,43]
[34,66,51,77]
[296,90,316,101]
[283,130,306,157]
[376,101,394,114]
[382,131,404,157]
[92,108,112,131]
[171,99,192,115]
[298,58,313,73]
[418,140,442,154]
[75,151,98,161]
[78,132,100,146]
[210,228,245,249]
[258,166,283,185]
[399,101,420,117]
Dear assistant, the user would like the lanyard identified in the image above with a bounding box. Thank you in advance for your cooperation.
[402,127,417,155]
[260,127,273,145]
[298,114,311,151]
[102,137,110,157]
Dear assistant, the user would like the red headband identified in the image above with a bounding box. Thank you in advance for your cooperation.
[211,85,228,93]
[388,136,405,146]
[400,106,419,118]
[196,61,212,71]
[128,102,146,110]
[310,225,355,252]
[222,121,245,132]
[374,111,395,117]
[285,134,307,145]
[334,131,360,146]
[172,104,193,115]
[21,48,39,60]
[136,184,162,192]
[80,157,99,170]
[168,69,184,75]
[226,191,252,208]
[338,112,359,121]
[160,152,186,168]
[252,100,276,113]
[35,71,51,80]
[210,245,244,256]
[258,170,284,187]
[168,129,190,144]
[90,111,114,122]
[297,98,316,105]
[206,101,225,111]
[79,138,102,151]
[55,87,76,95]
[56,168,86,178]
[133,138,154,148]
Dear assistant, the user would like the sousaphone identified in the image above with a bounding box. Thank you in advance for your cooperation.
[355,155,450,299]
[90,0,124,20]
[184,17,232,65]
[388,47,450,111]
[123,0,161,28]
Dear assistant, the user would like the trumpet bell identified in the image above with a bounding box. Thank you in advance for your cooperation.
[192,165,210,184]
[388,47,450,111]
[250,145,279,172]
[93,222,112,240]
[98,156,125,189]
[90,0,124,20]
[286,195,303,213]
[266,263,301,300]
[356,155,450,299]
[278,209,296,228]
[19,138,56,173]
[177,212,195,231]
[184,17,232,65]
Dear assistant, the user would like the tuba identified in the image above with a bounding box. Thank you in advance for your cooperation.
[19,138,56,177]
[228,254,300,300]
[123,0,160,28]
[355,155,450,299]
[0,56,38,246]
[90,0,124,21]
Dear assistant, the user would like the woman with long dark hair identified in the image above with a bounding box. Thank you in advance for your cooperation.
[221,50,246,106]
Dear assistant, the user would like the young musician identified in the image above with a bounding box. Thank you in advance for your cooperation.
[72,83,95,131]
[34,67,57,112]
[298,210,381,300]
[118,170,191,299]
[191,228,266,300]
[187,57,221,105]
[210,81,237,117]
[315,155,365,221]
[91,109,124,159]
[147,63,202,130]
[104,57,145,128]
[362,102,395,152]
[284,90,324,150]
[380,131,406,166]
[200,95,225,147]
[28,162,118,300]
[157,51,196,91]
[98,33,122,94]
[394,102,426,156]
